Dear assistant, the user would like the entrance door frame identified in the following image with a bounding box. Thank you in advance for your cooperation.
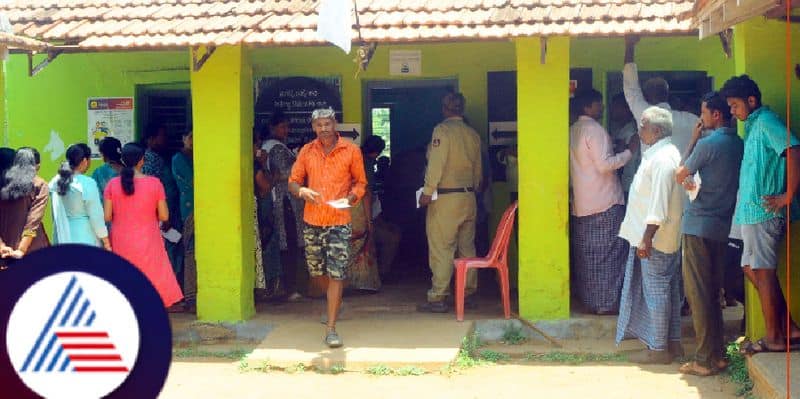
[362,78,459,140]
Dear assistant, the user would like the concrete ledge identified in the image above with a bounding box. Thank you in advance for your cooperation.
[748,352,799,399]
[245,318,473,371]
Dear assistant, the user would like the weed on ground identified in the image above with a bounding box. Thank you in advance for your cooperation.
[500,324,528,345]
[173,347,250,360]
[524,352,628,364]
[724,342,754,398]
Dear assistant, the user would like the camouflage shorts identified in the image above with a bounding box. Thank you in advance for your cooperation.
[303,223,351,280]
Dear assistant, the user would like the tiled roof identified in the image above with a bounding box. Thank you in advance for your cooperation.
[0,31,49,51]
[0,0,695,50]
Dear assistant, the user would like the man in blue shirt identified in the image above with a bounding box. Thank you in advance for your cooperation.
[721,75,800,354]
[675,92,743,375]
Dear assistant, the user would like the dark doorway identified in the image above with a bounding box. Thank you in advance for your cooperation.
[136,87,192,158]
[364,79,457,284]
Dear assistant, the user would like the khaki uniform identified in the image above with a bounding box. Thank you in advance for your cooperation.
[423,117,482,302]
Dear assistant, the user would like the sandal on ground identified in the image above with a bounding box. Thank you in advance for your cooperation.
[679,361,718,377]
[740,338,800,355]
[325,330,343,348]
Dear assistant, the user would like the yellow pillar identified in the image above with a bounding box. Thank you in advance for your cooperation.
[733,19,800,339]
[1,59,6,145]
[190,45,256,321]
[515,37,571,320]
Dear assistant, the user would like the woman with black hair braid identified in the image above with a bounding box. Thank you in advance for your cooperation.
[48,143,110,249]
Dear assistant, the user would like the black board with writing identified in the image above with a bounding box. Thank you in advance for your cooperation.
[255,76,343,149]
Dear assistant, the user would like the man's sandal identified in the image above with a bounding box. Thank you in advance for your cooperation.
[325,330,343,348]
[678,361,718,377]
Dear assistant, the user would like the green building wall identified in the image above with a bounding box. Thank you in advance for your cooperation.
[2,31,797,323]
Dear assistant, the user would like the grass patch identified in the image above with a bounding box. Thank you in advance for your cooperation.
[396,366,427,376]
[250,360,272,373]
[724,342,754,398]
[286,363,307,374]
[317,364,346,375]
[500,324,528,345]
[237,358,249,372]
[173,347,250,360]
[365,364,394,376]
[478,350,511,363]
[524,352,628,364]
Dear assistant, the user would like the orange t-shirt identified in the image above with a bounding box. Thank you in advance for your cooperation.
[289,138,367,227]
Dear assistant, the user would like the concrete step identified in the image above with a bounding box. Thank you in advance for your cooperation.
[475,304,744,342]
[748,352,799,399]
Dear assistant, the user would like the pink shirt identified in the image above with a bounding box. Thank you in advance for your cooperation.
[569,116,631,217]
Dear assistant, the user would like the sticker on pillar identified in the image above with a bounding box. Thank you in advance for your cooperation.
[0,245,172,399]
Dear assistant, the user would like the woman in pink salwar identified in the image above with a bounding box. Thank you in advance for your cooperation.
[104,143,183,309]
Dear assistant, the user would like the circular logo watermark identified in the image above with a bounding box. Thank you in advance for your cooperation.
[7,272,140,399]
[0,245,172,399]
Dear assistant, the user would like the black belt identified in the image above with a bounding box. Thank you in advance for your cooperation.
[438,187,475,194]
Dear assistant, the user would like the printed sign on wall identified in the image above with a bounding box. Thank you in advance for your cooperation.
[389,50,422,76]
[87,97,134,158]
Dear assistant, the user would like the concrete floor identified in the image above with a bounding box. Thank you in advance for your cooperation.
[169,277,747,371]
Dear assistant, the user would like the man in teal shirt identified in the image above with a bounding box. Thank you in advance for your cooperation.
[721,75,800,353]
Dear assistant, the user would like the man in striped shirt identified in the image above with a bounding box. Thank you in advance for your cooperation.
[289,108,367,348]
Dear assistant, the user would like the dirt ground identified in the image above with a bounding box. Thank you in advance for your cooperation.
[160,359,740,399]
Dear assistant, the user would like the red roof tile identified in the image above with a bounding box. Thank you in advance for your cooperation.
[0,0,695,50]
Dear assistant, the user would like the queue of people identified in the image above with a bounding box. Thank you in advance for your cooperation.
[568,35,800,375]
[1,45,797,356]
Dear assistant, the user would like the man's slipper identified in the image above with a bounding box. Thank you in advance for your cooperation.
[740,338,800,355]
[678,361,718,377]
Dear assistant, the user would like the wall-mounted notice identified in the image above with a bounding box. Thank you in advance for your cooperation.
[87,97,134,158]
[389,50,422,76]
[254,77,343,149]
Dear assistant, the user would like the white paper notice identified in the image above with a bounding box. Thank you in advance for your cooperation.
[416,188,438,208]
[687,173,702,202]
[326,199,352,209]
[390,50,422,76]
[162,228,182,243]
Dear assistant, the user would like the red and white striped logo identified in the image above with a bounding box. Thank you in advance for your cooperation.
[6,272,140,399]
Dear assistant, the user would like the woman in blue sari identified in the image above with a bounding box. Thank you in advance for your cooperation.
[49,144,110,249]
[91,137,123,202]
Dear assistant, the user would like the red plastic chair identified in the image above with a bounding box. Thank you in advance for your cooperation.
[454,201,518,322]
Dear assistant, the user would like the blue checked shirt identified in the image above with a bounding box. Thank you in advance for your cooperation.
[734,107,800,225]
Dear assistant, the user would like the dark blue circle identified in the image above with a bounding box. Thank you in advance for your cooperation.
[0,244,172,399]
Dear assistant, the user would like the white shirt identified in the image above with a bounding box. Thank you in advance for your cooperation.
[619,137,684,254]
[569,116,630,216]
[623,63,700,157]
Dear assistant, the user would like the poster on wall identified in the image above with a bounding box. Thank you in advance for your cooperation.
[389,50,422,76]
[87,97,134,158]
[254,76,343,149]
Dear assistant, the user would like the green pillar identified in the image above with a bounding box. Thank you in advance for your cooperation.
[190,45,255,322]
[1,58,6,145]
[732,19,800,339]
[515,37,571,320]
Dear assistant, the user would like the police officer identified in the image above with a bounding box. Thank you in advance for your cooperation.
[417,92,482,313]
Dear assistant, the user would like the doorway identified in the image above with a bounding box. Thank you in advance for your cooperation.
[364,79,457,285]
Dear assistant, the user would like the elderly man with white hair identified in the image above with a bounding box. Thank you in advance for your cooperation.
[616,106,684,364]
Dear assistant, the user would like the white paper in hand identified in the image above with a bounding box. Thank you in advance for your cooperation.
[416,188,438,208]
[162,228,182,243]
[687,173,701,202]
[326,199,351,209]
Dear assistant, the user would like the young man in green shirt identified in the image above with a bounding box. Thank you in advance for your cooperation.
[721,75,800,353]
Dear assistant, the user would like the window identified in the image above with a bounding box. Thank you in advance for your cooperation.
[370,107,391,158]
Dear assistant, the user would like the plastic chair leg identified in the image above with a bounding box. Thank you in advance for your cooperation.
[498,267,511,320]
[455,263,467,322]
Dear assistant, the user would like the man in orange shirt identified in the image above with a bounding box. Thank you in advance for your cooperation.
[289,108,367,348]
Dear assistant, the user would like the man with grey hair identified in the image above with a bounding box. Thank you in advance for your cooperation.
[417,92,482,313]
[616,106,685,364]
[289,107,367,347]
